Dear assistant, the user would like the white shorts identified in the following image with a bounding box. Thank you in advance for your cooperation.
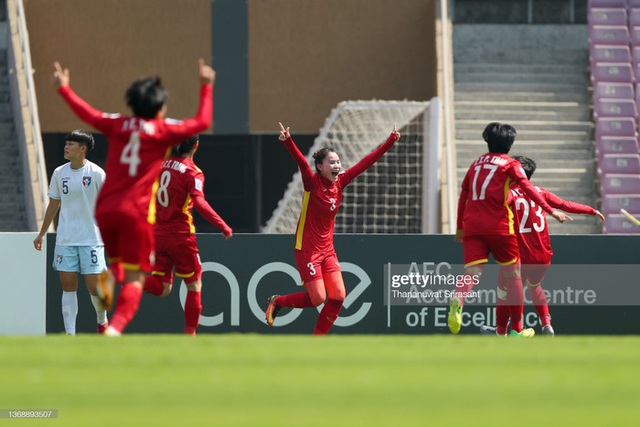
[53,245,106,275]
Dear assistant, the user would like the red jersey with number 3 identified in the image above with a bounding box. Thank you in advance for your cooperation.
[57,85,213,223]
[457,153,555,237]
[282,134,398,253]
[508,184,597,264]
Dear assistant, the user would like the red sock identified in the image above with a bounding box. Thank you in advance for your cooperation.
[313,298,343,335]
[277,292,313,308]
[109,283,143,333]
[456,273,478,307]
[143,275,165,296]
[527,285,551,326]
[506,274,524,333]
[184,290,202,335]
[496,273,510,335]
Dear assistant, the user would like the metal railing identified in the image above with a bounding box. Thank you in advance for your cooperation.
[7,0,48,231]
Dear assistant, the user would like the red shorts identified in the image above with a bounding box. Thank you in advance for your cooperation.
[463,234,520,268]
[96,209,154,272]
[152,233,202,284]
[294,249,341,284]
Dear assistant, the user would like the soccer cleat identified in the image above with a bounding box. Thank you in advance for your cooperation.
[96,269,115,311]
[265,295,281,327]
[103,326,121,337]
[480,325,497,335]
[509,328,536,338]
[97,320,109,334]
[447,296,462,334]
[542,325,555,336]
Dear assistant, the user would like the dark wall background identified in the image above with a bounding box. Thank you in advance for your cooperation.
[42,132,316,232]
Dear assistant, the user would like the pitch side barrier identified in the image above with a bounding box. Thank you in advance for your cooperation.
[45,234,640,335]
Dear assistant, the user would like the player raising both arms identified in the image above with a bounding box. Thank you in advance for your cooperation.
[52,58,215,336]
[480,156,605,336]
[265,122,400,334]
[452,122,570,337]
[143,135,232,335]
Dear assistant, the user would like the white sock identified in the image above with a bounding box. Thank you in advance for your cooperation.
[61,291,78,335]
[90,295,108,325]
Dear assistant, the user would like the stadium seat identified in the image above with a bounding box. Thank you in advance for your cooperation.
[591,45,632,65]
[593,81,634,100]
[600,173,640,194]
[593,98,638,119]
[589,0,630,8]
[591,62,636,84]
[595,117,637,140]
[589,8,628,26]
[596,135,640,159]
[602,214,640,234]
[630,8,640,26]
[589,25,631,46]
[601,194,640,215]
[631,26,640,46]
[598,153,640,174]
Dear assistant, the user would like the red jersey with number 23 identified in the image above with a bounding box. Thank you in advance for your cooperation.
[508,184,596,264]
[57,85,213,223]
[457,153,555,237]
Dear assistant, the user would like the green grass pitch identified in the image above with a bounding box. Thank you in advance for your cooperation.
[1,335,638,426]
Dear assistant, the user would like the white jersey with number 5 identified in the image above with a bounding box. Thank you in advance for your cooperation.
[48,161,105,246]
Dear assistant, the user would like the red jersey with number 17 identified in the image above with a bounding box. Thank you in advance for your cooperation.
[57,85,213,223]
[457,153,555,237]
[154,156,232,236]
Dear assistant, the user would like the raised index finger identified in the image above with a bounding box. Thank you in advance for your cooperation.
[279,122,286,132]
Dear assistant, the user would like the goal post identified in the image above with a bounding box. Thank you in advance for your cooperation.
[262,99,441,234]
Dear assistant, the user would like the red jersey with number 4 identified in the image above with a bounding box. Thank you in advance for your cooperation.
[57,85,213,223]
[508,185,597,264]
[154,156,231,236]
[457,153,555,237]
[282,134,398,253]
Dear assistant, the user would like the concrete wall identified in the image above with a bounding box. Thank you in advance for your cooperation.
[27,0,438,134]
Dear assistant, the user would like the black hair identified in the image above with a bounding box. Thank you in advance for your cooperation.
[66,129,95,151]
[512,155,537,180]
[172,135,199,157]
[482,122,517,154]
[312,147,337,172]
[125,76,168,119]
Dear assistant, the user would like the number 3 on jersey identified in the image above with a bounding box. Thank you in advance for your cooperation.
[515,198,545,234]
[121,132,142,176]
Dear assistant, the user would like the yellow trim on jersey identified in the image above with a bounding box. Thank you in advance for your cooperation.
[464,259,488,269]
[176,271,196,278]
[295,191,311,250]
[148,180,159,224]
[183,194,196,234]
[504,176,515,234]
[496,257,519,266]
[122,262,141,271]
[152,271,166,277]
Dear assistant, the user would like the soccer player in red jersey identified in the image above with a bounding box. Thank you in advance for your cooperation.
[452,122,570,337]
[265,122,400,334]
[481,156,605,336]
[143,135,232,335]
[52,59,215,336]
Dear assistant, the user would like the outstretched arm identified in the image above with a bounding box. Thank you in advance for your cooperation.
[53,61,105,129]
[545,190,605,221]
[278,122,314,185]
[192,193,233,239]
[342,124,400,186]
[514,168,571,224]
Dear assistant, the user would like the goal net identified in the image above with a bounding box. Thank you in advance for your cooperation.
[262,99,440,234]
